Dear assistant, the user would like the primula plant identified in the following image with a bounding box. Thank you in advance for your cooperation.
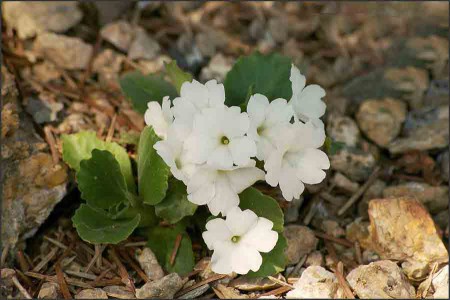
[62,52,330,277]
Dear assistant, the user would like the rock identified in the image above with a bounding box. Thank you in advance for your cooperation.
[345,218,372,250]
[284,197,303,223]
[135,247,164,281]
[33,33,93,70]
[356,98,407,147]
[2,2,82,39]
[268,18,288,43]
[128,28,161,60]
[346,260,415,299]
[32,61,61,83]
[331,173,360,194]
[25,96,63,124]
[199,54,233,83]
[38,282,59,299]
[326,114,361,148]
[215,284,248,299]
[92,49,124,90]
[321,220,345,238]
[1,268,16,287]
[135,273,185,299]
[75,288,108,299]
[438,151,449,182]
[305,251,324,267]
[368,198,448,280]
[100,21,134,52]
[383,67,429,109]
[284,225,318,265]
[1,67,68,264]
[94,2,133,26]
[171,33,204,75]
[390,104,449,154]
[102,286,135,299]
[330,146,377,182]
[195,29,227,58]
[229,274,282,291]
[178,284,210,299]
[383,182,448,214]
[433,210,449,232]
[285,266,344,299]
[430,265,448,299]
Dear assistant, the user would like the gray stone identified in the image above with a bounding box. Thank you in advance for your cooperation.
[200,54,233,83]
[38,282,59,299]
[268,18,288,43]
[438,151,449,182]
[135,247,164,281]
[331,172,360,194]
[346,260,415,299]
[3,2,82,39]
[285,266,344,299]
[1,67,68,264]
[178,284,210,299]
[284,225,318,265]
[326,114,360,148]
[102,285,135,299]
[330,146,377,182]
[356,98,407,147]
[100,21,134,52]
[305,251,324,267]
[135,273,185,299]
[383,182,448,214]
[75,288,108,299]
[128,28,161,60]
[229,274,282,291]
[33,33,93,70]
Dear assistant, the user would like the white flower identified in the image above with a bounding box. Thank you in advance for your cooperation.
[187,162,265,216]
[247,94,294,160]
[144,96,173,139]
[265,121,330,201]
[289,64,326,127]
[185,105,257,169]
[153,123,197,184]
[202,206,278,275]
[171,79,225,130]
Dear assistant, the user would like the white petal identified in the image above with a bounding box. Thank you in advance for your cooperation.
[184,134,217,164]
[247,94,269,126]
[265,98,294,126]
[207,145,233,169]
[208,176,240,216]
[290,64,306,98]
[180,80,209,109]
[153,140,176,169]
[172,97,198,128]
[210,241,234,274]
[161,96,173,123]
[294,84,326,119]
[205,80,225,107]
[231,244,263,274]
[188,184,215,206]
[296,149,330,184]
[294,121,326,150]
[228,136,257,166]
[186,167,216,194]
[203,218,233,250]
[279,165,304,201]
[264,148,284,187]
[225,207,258,236]
[223,109,250,138]
[241,218,278,253]
[226,166,265,194]
[144,101,171,139]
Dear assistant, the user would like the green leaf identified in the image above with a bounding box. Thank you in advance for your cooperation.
[239,187,284,232]
[138,126,170,205]
[77,149,129,209]
[246,235,287,278]
[147,225,195,276]
[72,204,140,244]
[155,179,197,224]
[165,61,193,94]
[224,52,292,106]
[119,71,177,114]
[324,137,345,155]
[118,203,158,228]
[61,131,136,193]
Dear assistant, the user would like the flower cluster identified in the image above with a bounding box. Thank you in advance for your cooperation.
[145,64,329,274]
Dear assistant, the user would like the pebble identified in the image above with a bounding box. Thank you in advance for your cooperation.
[135,273,185,299]
[383,182,448,214]
[135,247,164,281]
[199,53,233,82]
[3,2,82,39]
[284,225,318,265]
[326,114,361,147]
[345,217,372,249]
[100,21,134,52]
[285,266,344,299]
[346,260,415,299]
[438,150,449,182]
[102,285,135,299]
[321,220,345,238]
[75,288,108,299]
[268,18,288,43]
[368,198,448,280]
[229,274,282,291]
[33,33,93,70]
[356,98,407,147]
[128,28,161,60]
[178,284,210,299]
[357,179,386,219]
[305,251,324,267]
[331,172,360,194]
[430,265,449,299]
[38,282,59,299]
[329,146,377,182]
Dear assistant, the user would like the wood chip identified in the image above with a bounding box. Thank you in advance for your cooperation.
[334,262,355,299]
[12,276,32,299]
